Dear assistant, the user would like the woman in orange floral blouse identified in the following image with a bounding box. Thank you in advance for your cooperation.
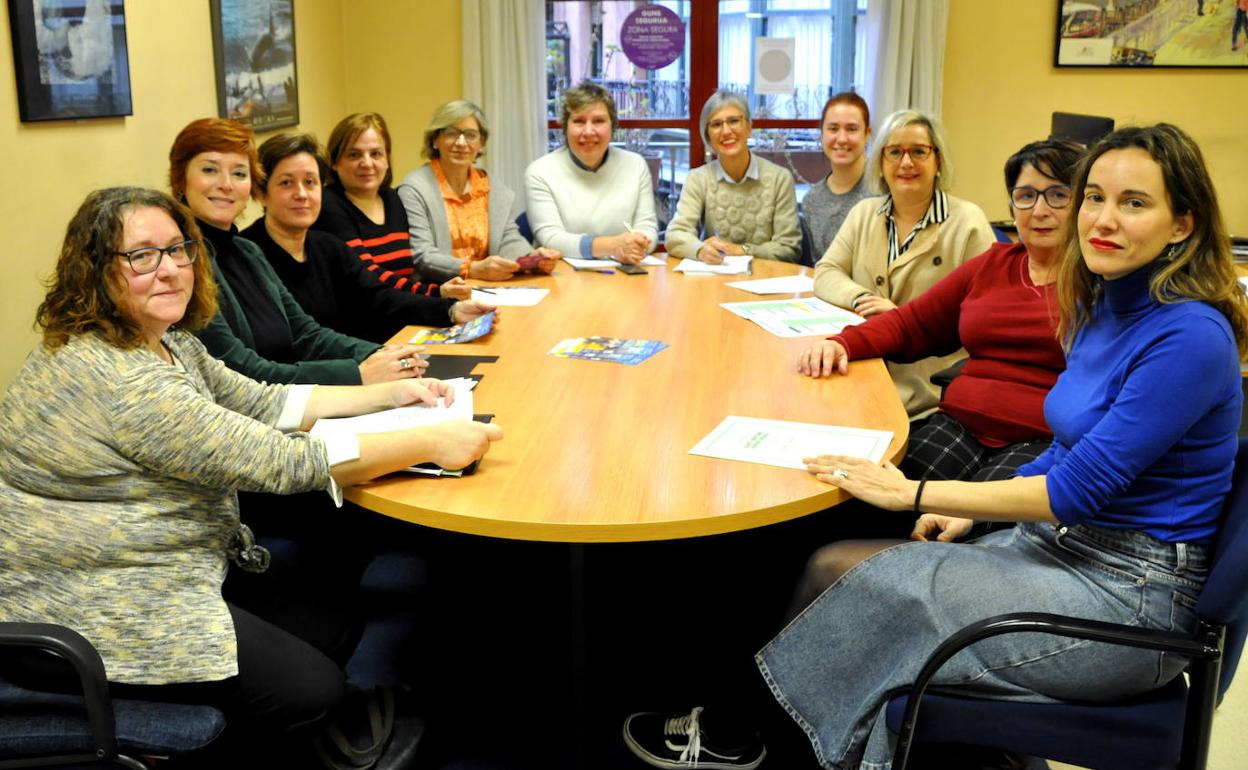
[397,100,559,283]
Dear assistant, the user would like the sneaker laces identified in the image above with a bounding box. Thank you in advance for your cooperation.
[665,706,705,765]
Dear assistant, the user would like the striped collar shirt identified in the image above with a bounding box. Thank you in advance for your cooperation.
[877,190,950,263]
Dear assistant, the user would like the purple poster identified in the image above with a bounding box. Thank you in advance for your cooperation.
[619,6,685,71]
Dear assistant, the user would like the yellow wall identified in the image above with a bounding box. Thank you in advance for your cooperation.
[0,0,354,386]
[943,0,1248,232]
[340,0,463,180]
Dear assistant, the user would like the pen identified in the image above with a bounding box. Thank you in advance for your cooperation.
[475,287,497,294]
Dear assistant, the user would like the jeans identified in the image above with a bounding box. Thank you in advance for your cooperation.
[755,522,1207,769]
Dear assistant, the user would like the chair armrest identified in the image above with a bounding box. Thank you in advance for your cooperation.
[892,611,1223,770]
[929,358,967,391]
[0,622,119,762]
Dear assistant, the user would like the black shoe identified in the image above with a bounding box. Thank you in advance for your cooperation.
[622,706,766,769]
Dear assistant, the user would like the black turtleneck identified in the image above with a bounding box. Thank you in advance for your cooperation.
[199,219,297,364]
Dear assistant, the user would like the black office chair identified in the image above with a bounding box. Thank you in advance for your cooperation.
[885,437,1248,770]
[0,623,225,768]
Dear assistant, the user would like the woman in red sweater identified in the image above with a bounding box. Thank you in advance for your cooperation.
[792,138,1085,593]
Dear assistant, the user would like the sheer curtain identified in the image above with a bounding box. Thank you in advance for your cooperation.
[462,0,547,193]
[862,0,949,123]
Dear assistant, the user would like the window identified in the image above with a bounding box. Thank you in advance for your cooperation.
[546,0,867,227]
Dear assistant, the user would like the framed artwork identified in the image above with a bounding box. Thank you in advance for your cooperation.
[1056,0,1248,67]
[6,0,133,122]
[209,0,299,131]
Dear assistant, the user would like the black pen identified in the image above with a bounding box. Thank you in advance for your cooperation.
[475,287,497,294]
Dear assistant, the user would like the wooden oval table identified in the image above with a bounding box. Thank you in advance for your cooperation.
[346,256,909,543]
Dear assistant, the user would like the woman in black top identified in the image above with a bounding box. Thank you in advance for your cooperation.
[242,132,493,344]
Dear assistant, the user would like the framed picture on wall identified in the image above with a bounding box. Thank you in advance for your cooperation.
[1056,0,1248,67]
[209,0,299,131]
[5,0,134,122]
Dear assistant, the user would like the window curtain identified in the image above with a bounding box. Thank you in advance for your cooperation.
[462,0,546,194]
[862,0,949,123]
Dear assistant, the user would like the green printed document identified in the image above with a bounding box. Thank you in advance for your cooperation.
[689,416,892,470]
[720,297,865,338]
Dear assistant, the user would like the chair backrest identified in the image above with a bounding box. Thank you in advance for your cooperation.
[1195,436,1248,695]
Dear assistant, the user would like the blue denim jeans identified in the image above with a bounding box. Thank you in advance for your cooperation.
[756,522,1208,769]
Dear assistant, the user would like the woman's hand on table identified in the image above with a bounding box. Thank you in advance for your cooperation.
[468,256,520,281]
[853,295,897,317]
[359,344,427,384]
[390,377,454,408]
[424,419,505,470]
[450,299,497,325]
[597,232,649,264]
[911,514,974,542]
[439,277,473,300]
[796,340,849,377]
[699,236,745,264]
[533,247,561,274]
[803,454,916,512]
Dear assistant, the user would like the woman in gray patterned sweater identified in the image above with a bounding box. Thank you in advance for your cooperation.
[664,90,802,264]
[0,187,502,755]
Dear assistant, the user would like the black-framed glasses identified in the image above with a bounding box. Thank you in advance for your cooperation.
[1010,185,1073,210]
[115,240,199,274]
[440,127,482,144]
[882,144,935,163]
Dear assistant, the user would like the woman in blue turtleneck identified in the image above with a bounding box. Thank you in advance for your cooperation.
[623,126,1248,770]
[168,118,425,386]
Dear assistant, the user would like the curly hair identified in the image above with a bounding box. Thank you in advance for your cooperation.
[37,187,218,350]
[1055,123,1248,356]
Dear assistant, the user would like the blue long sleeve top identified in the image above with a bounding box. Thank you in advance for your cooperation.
[1016,263,1241,543]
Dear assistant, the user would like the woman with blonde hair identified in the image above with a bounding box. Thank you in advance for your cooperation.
[813,109,995,420]
[397,99,558,282]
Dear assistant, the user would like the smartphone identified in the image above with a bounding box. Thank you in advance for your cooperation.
[617,264,648,275]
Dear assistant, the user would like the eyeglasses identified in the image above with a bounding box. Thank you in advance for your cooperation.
[115,240,199,274]
[707,115,746,133]
[440,127,482,144]
[1009,184,1073,210]
[882,144,935,163]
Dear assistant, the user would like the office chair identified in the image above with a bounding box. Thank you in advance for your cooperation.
[885,437,1248,770]
[0,622,225,769]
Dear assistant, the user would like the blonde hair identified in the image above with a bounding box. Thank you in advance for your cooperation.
[867,110,952,194]
[422,100,489,160]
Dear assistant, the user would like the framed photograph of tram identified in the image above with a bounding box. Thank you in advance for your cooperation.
[1057,0,1248,67]
[209,0,300,130]
[6,0,134,122]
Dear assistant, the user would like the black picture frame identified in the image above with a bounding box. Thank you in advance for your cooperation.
[209,0,299,132]
[6,0,133,122]
[1056,0,1248,68]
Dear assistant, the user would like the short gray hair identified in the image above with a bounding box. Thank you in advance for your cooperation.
[422,100,490,160]
[699,90,751,146]
[868,109,953,194]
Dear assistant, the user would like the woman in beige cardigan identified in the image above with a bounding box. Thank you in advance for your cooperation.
[811,109,994,418]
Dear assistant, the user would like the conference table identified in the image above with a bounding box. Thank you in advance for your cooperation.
[345,255,909,768]
[347,256,909,542]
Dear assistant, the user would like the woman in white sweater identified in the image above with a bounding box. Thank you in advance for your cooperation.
[524,81,658,265]
[664,90,801,263]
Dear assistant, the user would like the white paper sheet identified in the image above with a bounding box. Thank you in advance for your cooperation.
[471,287,549,306]
[689,416,893,470]
[563,257,620,270]
[310,384,474,438]
[720,297,864,338]
[724,274,815,295]
[674,256,754,275]
[639,255,667,266]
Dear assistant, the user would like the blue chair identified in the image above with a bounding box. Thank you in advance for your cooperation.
[0,622,225,769]
[885,437,1248,770]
